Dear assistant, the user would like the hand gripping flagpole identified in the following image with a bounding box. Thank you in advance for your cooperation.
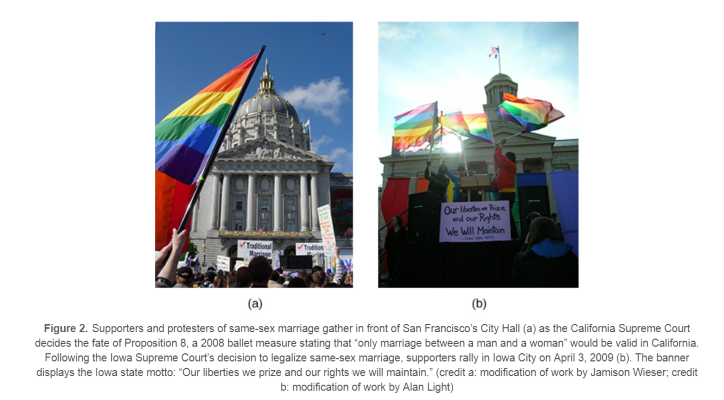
[177,45,266,234]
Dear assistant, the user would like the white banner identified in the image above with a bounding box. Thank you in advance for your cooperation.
[439,201,511,242]
[295,242,326,256]
[216,256,230,272]
[237,240,273,260]
[317,204,336,255]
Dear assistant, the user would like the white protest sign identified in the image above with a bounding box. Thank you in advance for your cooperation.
[237,240,273,260]
[439,201,511,242]
[317,204,337,255]
[216,256,230,272]
[295,242,326,256]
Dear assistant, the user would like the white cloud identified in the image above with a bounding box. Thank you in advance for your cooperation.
[311,134,333,153]
[379,23,419,41]
[329,147,352,171]
[281,77,349,124]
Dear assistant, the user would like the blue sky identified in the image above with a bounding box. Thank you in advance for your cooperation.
[378,22,578,163]
[156,22,353,172]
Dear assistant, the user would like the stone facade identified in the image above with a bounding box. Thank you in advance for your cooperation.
[190,60,350,268]
[379,72,578,228]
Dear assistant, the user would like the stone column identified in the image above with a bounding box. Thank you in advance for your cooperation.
[246,173,256,231]
[209,173,220,230]
[220,173,231,231]
[516,161,524,174]
[300,173,309,232]
[192,200,199,232]
[543,158,553,172]
[310,172,320,232]
[273,173,282,232]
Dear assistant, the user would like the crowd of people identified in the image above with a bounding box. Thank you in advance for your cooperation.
[156,230,352,288]
[380,140,577,287]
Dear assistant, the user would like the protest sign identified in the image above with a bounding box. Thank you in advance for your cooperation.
[237,240,273,260]
[216,256,230,272]
[317,205,336,255]
[439,201,511,242]
[295,242,326,256]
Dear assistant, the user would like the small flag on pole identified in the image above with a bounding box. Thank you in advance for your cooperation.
[491,46,499,53]
[495,93,564,132]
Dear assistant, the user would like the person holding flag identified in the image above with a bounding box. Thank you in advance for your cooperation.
[424,161,450,203]
[446,164,468,202]
[494,138,518,239]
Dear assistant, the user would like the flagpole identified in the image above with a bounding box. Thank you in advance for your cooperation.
[177,45,266,233]
[498,45,501,74]
[494,130,525,146]
[428,101,438,161]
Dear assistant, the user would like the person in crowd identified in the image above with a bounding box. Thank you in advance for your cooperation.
[512,217,578,287]
[424,160,450,203]
[312,270,327,288]
[287,277,307,287]
[213,273,228,288]
[494,138,519,239]
[268,270,284,288]
[384,215,406,281]
[155,228,187,288]
[343,271,353,287]
[248,256,273,288]
[445,164,468,202]
[299,270,313,288]
[198,271,216,288]
[174,266,194,288]
[235,268,252,288]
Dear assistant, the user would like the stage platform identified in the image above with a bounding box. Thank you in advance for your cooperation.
[387,240,524,288]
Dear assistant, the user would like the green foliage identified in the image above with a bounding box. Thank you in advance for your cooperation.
[186,241,198,258]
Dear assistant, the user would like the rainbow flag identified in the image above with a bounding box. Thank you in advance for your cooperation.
[155,53,259,251]
[439,110,470,137]
[393,102,437,150]
[462,113,493,143]
[495,93,564,132]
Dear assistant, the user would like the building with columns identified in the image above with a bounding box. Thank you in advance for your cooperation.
[190,61,352,268]
[379,72,578,227]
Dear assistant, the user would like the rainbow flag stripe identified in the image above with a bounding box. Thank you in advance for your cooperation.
[439,110,470,137]
[155,53,258,251]
[393,102,436,150]
[155,54,258,185]
[463,113,493,143]
[495,93,564,132]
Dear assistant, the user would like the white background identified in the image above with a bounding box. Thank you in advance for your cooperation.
[2,1,723,399]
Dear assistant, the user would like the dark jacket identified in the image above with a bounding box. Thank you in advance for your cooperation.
[512,239,578,287]
[425,166,450,201]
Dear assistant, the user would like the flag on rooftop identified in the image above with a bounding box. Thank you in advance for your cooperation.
[393,102,437,151]
[155,52,260,251]
[495,93,564,133]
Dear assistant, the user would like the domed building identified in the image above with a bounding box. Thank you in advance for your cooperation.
[189,60,352,270]
[379,71,578,256]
